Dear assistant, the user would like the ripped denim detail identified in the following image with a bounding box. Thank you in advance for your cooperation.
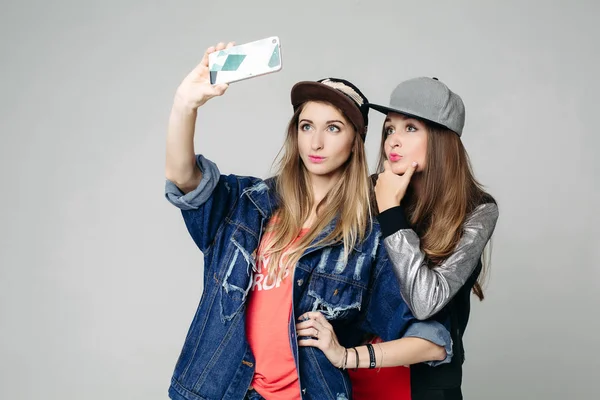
[220,237,255,322]
[353,254,366,280]
[307,276,362,320]
[309,295,361,320]
[316,248,331,273]
[243,181,268,195]
[332,251,347,275]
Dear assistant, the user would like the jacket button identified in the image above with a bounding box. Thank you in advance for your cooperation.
[297,279,304,286]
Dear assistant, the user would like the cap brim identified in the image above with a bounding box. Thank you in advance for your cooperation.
[368,103,426,122]
[368,102,455,134]
[291,81,365,132]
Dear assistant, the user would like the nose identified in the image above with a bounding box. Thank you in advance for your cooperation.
[311,130,324,151]
[387,132,402,148]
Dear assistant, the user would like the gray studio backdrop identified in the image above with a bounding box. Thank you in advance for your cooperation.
[1,0,598,399]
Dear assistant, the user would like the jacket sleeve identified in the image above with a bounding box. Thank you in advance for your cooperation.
[164,154,257,253]
[360,240,453,366]
[378,203,499,320]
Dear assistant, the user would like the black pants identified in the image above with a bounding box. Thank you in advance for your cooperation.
[412,387,463,400]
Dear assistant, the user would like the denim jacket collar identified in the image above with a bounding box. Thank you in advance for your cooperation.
[242,177,366,255]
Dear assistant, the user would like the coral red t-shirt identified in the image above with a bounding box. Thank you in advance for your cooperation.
[245,222,308,400]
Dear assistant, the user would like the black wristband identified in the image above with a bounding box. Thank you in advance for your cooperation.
[353,347,359,370]
[366,343,376,369]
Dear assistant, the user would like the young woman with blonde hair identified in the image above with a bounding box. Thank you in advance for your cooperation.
[163,43,451,400]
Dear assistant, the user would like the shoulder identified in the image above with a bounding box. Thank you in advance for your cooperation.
[470,190,499,218]
[479,192,497,206]
[467,201,499,228]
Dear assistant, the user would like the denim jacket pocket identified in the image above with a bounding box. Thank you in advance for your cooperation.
[306,274,364,321]
[219,226,257,322]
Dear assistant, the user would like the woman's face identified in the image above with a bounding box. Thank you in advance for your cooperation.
[383,112,428,174]
[297,101,355,182]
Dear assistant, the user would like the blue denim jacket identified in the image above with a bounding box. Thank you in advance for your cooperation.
[165,155,452,400]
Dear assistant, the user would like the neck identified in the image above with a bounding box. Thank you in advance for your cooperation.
[303,170,342,228]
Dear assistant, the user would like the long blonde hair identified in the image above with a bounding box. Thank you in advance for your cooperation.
[377,122,496,300]
[262,102,373,281]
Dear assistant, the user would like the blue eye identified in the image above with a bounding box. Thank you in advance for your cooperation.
[300,123,312,131]
[327,125,340,133]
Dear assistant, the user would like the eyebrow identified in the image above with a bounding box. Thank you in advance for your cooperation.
[384,116,420,125]
[299,119,346,125]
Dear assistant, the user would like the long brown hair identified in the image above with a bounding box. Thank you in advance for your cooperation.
[262,101,372,282]
[377,122,494,300]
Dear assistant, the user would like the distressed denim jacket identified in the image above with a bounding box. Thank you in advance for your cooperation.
[165,155,452,400]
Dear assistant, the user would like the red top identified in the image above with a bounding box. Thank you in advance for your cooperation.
[348,337,412,400]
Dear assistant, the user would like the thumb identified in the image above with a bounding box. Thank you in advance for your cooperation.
[212,83,229,96]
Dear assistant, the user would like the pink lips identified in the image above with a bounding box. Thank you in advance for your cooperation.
[308,155,325,163]
[389,153,402,162]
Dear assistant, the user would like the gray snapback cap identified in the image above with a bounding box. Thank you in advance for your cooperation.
[368,77,465,136]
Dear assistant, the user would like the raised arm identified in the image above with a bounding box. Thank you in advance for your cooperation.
[165,42,233,193]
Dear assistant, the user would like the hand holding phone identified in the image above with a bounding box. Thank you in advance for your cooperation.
[175,42,234,110]
[208,36,283,85]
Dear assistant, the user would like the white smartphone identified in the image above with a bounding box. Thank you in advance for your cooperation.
[208,36,282,85]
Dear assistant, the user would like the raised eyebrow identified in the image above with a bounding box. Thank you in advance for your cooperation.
[404,118,421,125]
[384,117,421,127]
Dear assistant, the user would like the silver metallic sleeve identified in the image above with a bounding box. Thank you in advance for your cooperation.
[384,203,499,320]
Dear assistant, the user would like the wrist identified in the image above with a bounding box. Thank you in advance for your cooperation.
[173,90,201,112]
[347,347,357,369]
[378,200,400,213]
[336,347,349,369]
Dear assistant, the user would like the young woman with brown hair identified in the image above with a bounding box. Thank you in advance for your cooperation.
[347,77,499,400]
